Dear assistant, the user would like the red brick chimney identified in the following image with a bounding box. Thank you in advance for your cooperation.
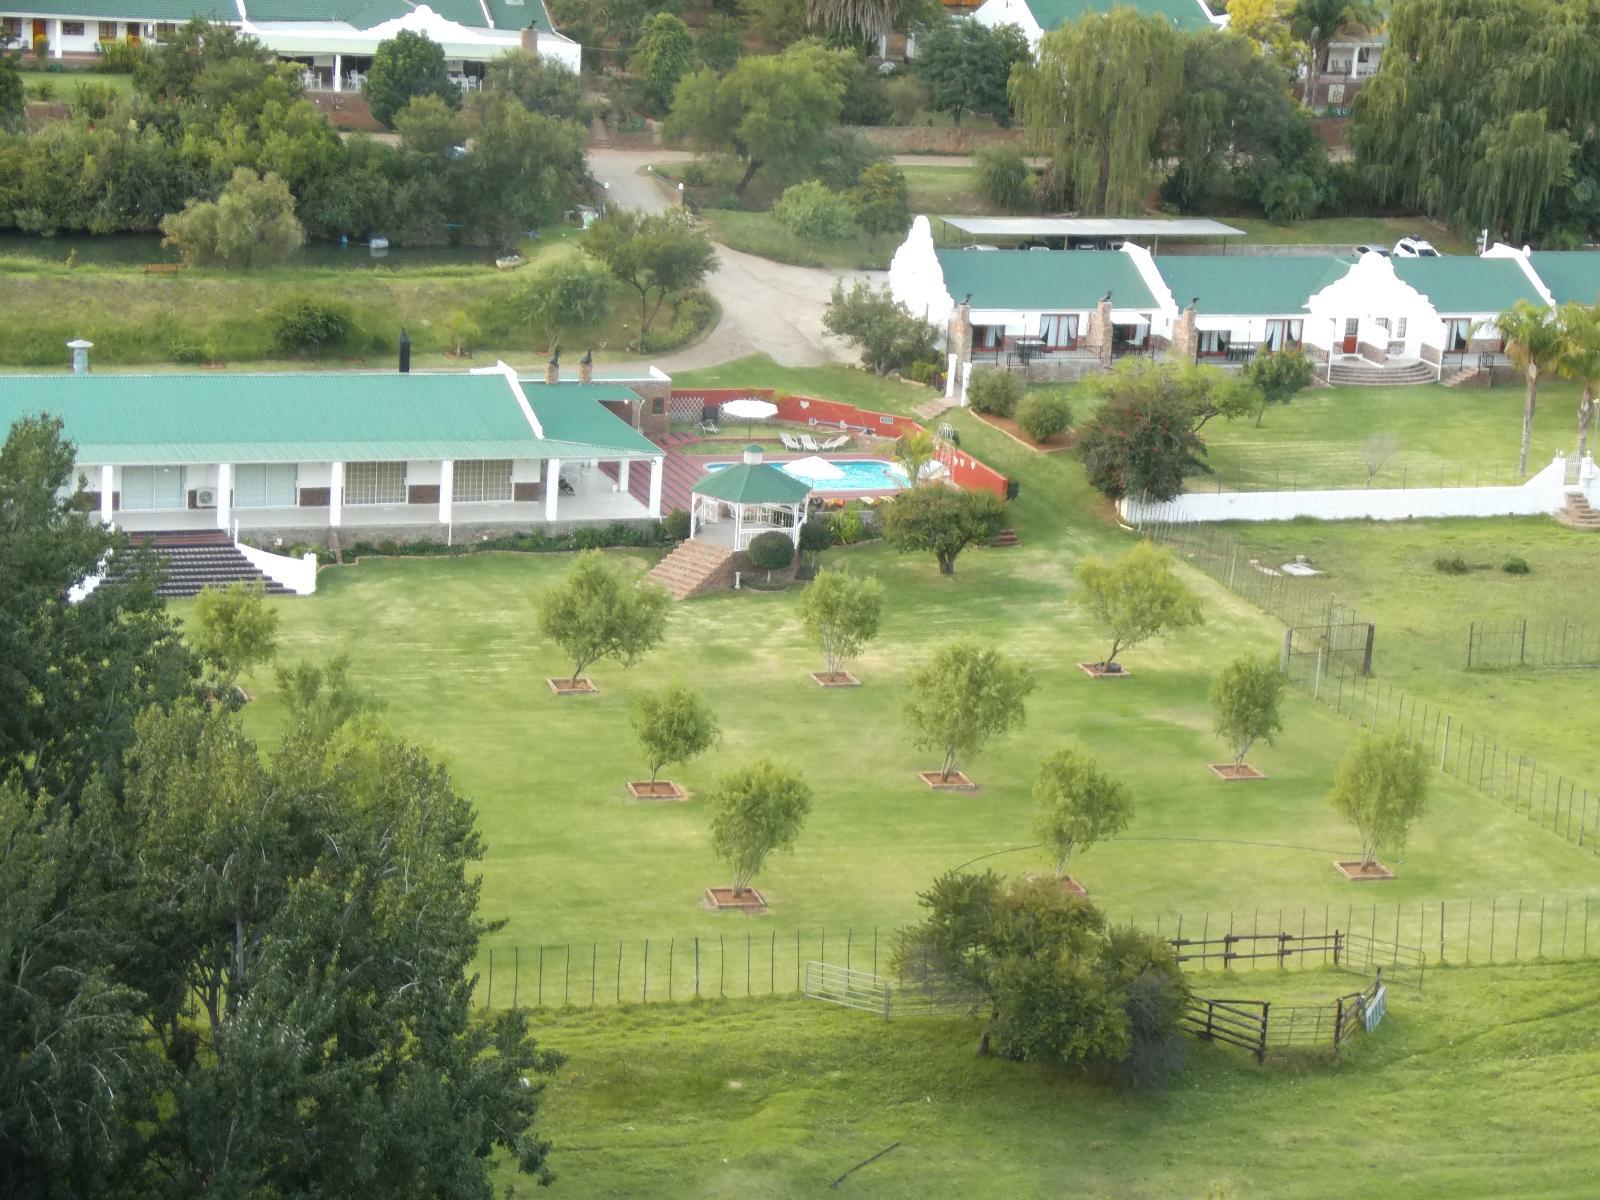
[545,349,560,386]
[578,349,593,384]
[520,22,538,56]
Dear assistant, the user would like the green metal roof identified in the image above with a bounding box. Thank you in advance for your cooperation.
[1025,0,1215,34]
[483,0,554,33]
[935,249,1157,312]
[0,371,652,465]
[525,382,661,459]
[1391,258,1544,314]
[6,1,230,19]
[19,0,552,33]
[691,463,812,505]
[1155,255,1351,316]
[1527,252,1600,306]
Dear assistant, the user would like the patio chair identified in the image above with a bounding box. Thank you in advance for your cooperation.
[699,418,720,434]
[558,477,576,497]
[799,434,822,452]
[819,435,850,451]
[780,432,803,452]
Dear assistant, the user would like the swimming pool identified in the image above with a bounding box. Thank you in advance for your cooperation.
[703,459,910,493]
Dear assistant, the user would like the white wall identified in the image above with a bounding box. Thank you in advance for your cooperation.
[970,0,1043,48]
[235,542,319,595]
[888,215,953,329]
[1120,455,1576,524]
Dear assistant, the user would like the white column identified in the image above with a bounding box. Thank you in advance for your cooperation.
[50,19,62,58]
[545,458,561,523]
[647,457,664,518]
[945,352,958,399]
[618,459,631,492]
[329,461,343,528]
[100,464,114,527]
[689,494,699,539]
[438,459,453,525]
[333,53,342,92]
[959,361,973,406]
[215,463,232,532]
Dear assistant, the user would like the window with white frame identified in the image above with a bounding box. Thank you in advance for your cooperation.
[453,459,513,502]
[1039,313,1079,348]
[1264,319,1303,350]
[1197,330,1231,356]
[62,21,86,36]
[99,21,118,40]
[1396,318,1408,339]
[344,461,406,505]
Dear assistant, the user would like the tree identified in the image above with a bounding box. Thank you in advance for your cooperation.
[807,0,903,39]
[134,17,272,102]
[1032,743,1134,881]
[706,760,813,895]
[485,49,588,124]
[1011,9,1183,213]
[1241,348,1315,426]
[0,417,196,805]
[585,208,716,351]
[1495,299,1565,477]
[536,549,670,685]
[190,580,280,702]
[631,685,719,784]
[881,485,1007,576]
[1327,730,1429,870]
[393,93,466,159]
[894,428,937,486]
[160,167,305,268]
[822,280,937,375]
[666,47,844,196]
[771,179,856,241]
[698,13,744,71]
[967,368,1022,417]
[0,49,23,132]
[1074,542,1203,670]
[1210,655,1285,769]
[1555,302,1600,460]
[915,19,1030,127]
[973,143,1032,211]
[1360,432,1398,484]
[1291,0,1377,89]
[903,640,1034,781]
[517,252,617,345]
[796,569,884,678]
[898,870,1189,1085]
[849,162,911,248]
[463,91,588,252]
[1016,392,1072,442]
[365,29,460,128]
[630,13,697,114]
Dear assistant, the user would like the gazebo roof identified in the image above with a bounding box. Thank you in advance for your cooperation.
[691,462,812,505]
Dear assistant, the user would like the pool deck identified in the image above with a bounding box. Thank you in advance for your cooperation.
[616,433,905,515]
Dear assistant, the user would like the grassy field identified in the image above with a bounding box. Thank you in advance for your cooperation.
[17,65,137,101]
[697,209,888,271]
[511,961,1600,1198]
[1218,214,1472,253]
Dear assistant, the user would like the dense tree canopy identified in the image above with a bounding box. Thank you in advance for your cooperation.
[365,29,461,128]
[915,19,1029,127]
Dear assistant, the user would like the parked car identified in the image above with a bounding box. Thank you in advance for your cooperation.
[1393,236,1441,257]
[1354,244,1391,257]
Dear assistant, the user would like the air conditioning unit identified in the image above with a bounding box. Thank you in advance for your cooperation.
[196,488,216,507]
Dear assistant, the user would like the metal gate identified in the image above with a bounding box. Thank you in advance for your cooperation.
[1341,934,1426,991]
[802,962,962,1020]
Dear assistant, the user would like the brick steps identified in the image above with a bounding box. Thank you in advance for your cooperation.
[648,539,736,600]
[1558,493,1600,530]
[118,530,290,599]
[989,528,1020,547]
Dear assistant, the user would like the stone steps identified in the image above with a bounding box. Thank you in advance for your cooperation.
[989,528,1020,547]
[1558,493,1600,530]
[648,539,736,600]
[1328,360,1437,387]
[116,530,290,598]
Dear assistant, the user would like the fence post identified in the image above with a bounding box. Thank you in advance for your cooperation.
[694,937,700,997]
[616,942,623,1004]
[487,948,493,1010]
[882,982,893,1023]
[1439,715,1451,769]
[643,938,649,1002]
[1257,1004,1269,1064]
[1466,620,1474,668]
[538,945,544,1007]
[1519,618,1527,666]
[514,946,520,1009]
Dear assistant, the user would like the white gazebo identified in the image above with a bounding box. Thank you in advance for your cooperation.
[689,445,812,551]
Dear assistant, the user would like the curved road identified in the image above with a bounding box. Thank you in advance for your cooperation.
[587,148,884,371]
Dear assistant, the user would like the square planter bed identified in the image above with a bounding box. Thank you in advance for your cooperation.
[627,780,687,800]
[1208,763,1267,781]
[810,671,861,688]
[547,677,599,695]
[1078,662,1132,679]
[918,770,977,792]
[1334,860,1395,881]
[705,887,767,911]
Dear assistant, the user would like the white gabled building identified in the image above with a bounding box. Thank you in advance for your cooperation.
[971,0,1224,52]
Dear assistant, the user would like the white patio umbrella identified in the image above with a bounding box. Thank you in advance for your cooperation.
[785,455,845,481]
[721,396,779,436]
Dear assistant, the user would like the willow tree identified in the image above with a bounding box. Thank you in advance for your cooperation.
[1495,299,1565,478]
[1010,9,1183,215]
[1555,303,1600,461]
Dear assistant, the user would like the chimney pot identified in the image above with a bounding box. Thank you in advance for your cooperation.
[398,329,411,374]
[67,338,93,375]
[579,348,593,384]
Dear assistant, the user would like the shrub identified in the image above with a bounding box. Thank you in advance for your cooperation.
[95,39,149,74]
[974,144,1032,211]
[745,531,795,577]
[1015,392,1072,442]
[72,81,118,120]
[822,281,936,376]
[160,167,304,269]
[1433,555,1472,575]
[29,79,55,101]
[1502,556,1531,574]
[270,298,354,355]
[967,369,1022,417]
[771,180,856,242]
[907,359,942,387]
[662,508,691,541]
[828,508,865,545]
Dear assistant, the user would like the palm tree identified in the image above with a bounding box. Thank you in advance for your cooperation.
[895,429,936,486]
[806,0,901,41]
[1555,302,1600,462]
[1493,300,1565,478]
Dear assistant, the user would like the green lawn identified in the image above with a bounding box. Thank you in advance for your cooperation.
[1218,214,1473,253]
[511,961,1600,1198]
[228,360,1600,968]
[18,66,137,101]
[698,208,890,271]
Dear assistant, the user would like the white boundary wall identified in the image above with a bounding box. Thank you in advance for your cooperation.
[236,542,319,595]
[1120,455,1588,524]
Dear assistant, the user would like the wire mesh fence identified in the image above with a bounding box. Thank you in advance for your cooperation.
[475,893,1596,1009]
[1465,617,1600,670]
[1199,459,1524,495]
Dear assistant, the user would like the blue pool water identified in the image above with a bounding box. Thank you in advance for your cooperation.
[703,458,909,492]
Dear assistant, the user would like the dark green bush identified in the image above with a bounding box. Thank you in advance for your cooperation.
[1015,392,1072,443]
[745,530,795,572]
[968,369,1023,418]
[662,509,691,541]
[907,359,943,387]
[271,298,354,355]
[1502,556,1531,574]
[1433,555,1472,575]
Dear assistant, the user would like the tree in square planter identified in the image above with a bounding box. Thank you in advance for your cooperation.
[705,760,812,909]
[1328,731,1429,881]
[904,639,1034,790]
[1031,742,1133,895]
[796,569,883,686]
[537,550,669,693]
[1208,655,1285,780]
[628,685,718,799]
[1074,542,1202,677]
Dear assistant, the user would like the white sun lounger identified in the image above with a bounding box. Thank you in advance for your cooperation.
[780,432,803,451]
[819,435,850,451]
[799,434,822,452]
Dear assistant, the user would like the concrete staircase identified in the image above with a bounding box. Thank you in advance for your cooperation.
[1328,359,1437,387]
[1440,365,1486,388]
[124,530,292,599]
[648,538,737,599]
[1557,492,1600,530]
[989,528,1020,548]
